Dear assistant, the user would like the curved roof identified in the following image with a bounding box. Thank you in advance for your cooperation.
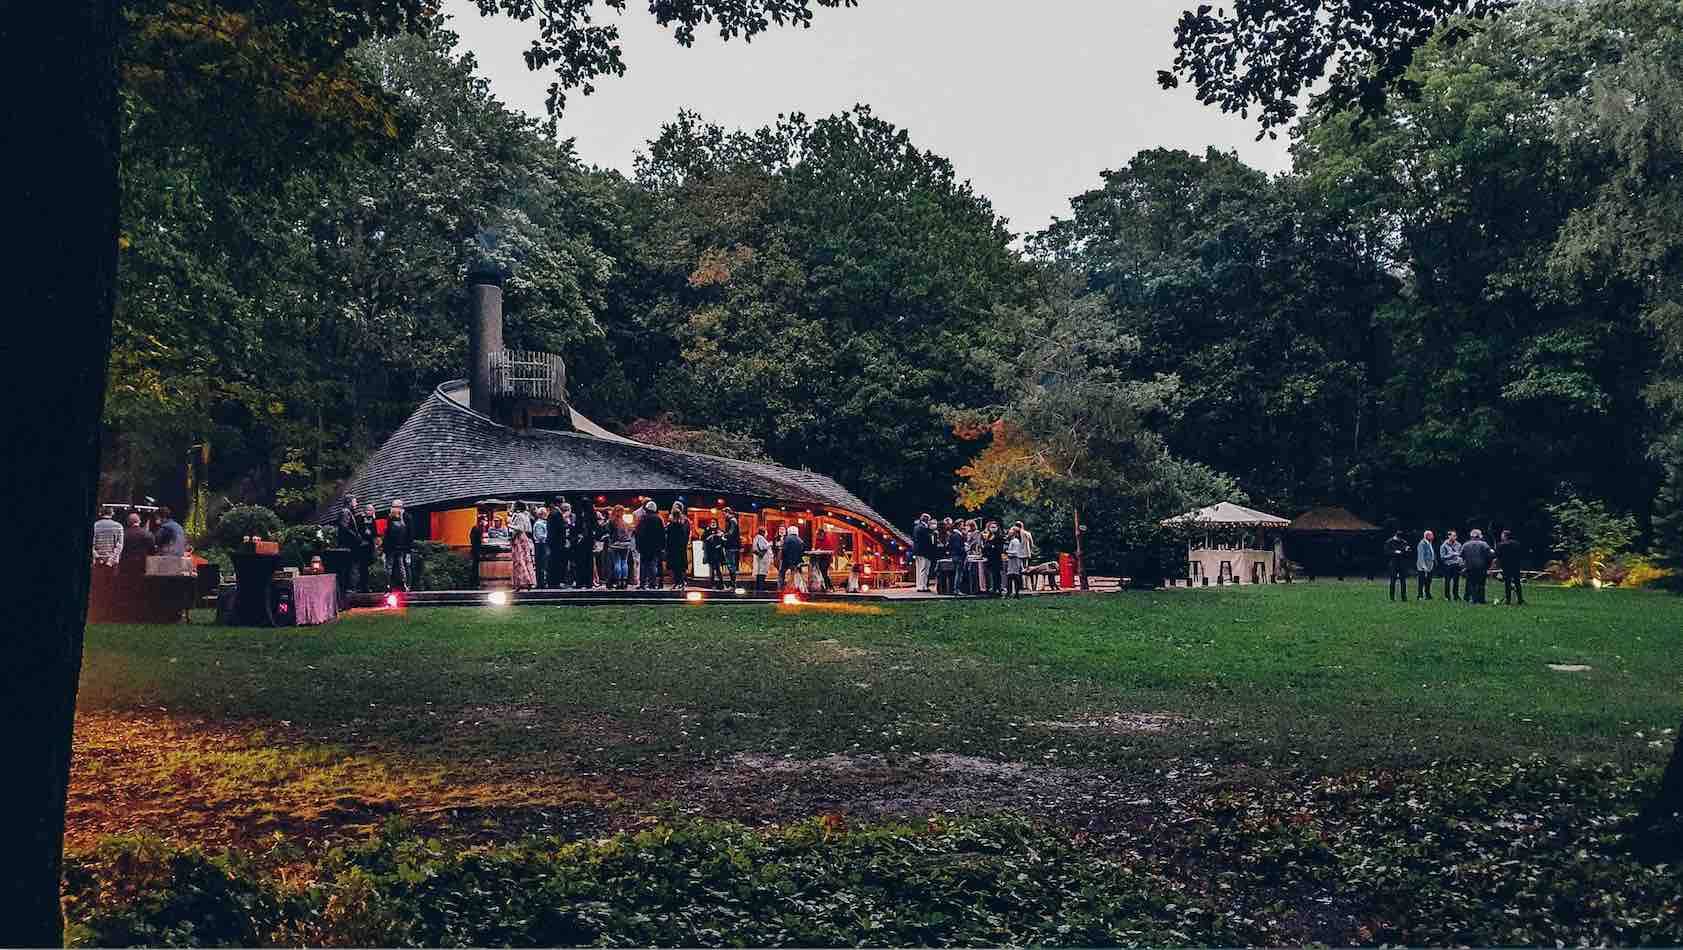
[336,382,909,543]
[1162,501,1291,528]
[1287,506,1381,532]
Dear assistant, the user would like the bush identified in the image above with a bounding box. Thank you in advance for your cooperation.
[279,524,332,569]
[412,541,472,591]
[210,505,284,551]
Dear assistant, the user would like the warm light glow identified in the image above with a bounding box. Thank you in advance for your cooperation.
[622,513,634,524]
[383,592,400,609]
[686,590,704,603]
[488,590,510,606]
[861,584,871,592]
[782,593,802,606]
[733,587,746,596]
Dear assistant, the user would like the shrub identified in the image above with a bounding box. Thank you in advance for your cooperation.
[279,524,332,569]
[210,505,284,551]
[412,541,472,591]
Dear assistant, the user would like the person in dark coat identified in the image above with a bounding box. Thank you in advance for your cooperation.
[945,523,969,595]
[665,503,691,589]
[634,501,665,589]
[1384,529,1411,602]
[469,514,488,588]
[119,511,155,578]
[572,499,598,589]
[720,508,741,586]
[911,514,937,592]
[982,520,1005,598]
[1495,529,1526,605]
[383,502,414,591]
[548,501,571,587]
[703,521,727,589]
[1460,529,1494,604]
[779,526,807,591]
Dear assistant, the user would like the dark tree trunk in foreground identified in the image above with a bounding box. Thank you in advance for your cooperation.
[0,3,120,943]
[1635,719,1683,855]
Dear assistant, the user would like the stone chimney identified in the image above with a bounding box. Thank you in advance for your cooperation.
[466,259,505,416]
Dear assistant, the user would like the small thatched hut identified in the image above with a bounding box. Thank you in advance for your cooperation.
[1284,506,1384,578]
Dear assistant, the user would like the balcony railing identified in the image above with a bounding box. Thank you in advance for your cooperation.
[485,350,567,408]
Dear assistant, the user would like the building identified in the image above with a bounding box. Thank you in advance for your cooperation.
[1284,506,1383,579]
[334,263,909,583]
[1162,501,1290,584]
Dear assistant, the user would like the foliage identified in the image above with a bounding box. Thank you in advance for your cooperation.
[210,505,284,550]
[624,415,770,462]
[278,524,332,570]
[61,762,1683,946]
[1547,488,1638,588]
[409,541,473,592]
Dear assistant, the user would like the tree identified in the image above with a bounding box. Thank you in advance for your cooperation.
[1546,487,1638,588]
[8,2,854,942]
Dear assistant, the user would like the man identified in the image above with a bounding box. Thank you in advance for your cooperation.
[1495,528,1526,606]
[1460,529,1494,605]
[531,505,550,589]
[635,500,665,590]
[469,514,488,588]
[1416,529,1436,601]
[334,497,362,596]
[983,521,1005,597]
[119,512,154,577]
[912,514,936,592]
[586,506,609,588]
[355,504,378,592]
[721,507,741,586]
[547,501,570,588]
[1384,528,1411,602]
[153,505,186,557]
[945,521,968,595]
[780,525,807,591]
[384,501,413,592]
[91,510,123,573]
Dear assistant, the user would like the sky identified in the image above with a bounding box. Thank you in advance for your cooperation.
[444,0,1293,237]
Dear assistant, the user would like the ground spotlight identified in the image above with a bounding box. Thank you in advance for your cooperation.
[488,590,510,606]
[733,587,747,596]
[685,590,704,603]
[383,592,401,609]
[782,593,802,606]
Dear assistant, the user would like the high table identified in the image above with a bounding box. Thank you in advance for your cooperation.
[286,573,339,625]
[229,552,282,626]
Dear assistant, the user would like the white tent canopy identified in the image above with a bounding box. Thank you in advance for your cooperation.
[1162,501,1290,528]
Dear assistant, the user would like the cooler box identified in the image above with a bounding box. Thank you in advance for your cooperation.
[1058,553,1075,590]
[146,555,197,577]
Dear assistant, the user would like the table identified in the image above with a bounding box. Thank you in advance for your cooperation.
[229,552,282,626]
[88,570,196,623]
[287,573,339,625]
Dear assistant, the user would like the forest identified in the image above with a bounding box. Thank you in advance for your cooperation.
[107,0,1683,571]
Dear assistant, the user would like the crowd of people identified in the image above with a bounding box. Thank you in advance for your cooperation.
[334,497,397,591]
[909,514,1037,598]
[90,505,187,577]
[1383,526,1527,605]
[470,499,834,594]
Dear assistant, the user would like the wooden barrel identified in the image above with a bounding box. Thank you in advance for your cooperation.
[478,552,512,590]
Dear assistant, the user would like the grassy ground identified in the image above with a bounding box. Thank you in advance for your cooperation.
[73,582,1681,844]
[66,583,1683,945]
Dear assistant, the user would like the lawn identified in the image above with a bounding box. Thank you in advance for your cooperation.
[66,583,1683,946]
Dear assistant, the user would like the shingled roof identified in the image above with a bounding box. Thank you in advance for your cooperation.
[336,381,908,543]
[1287,506,1381,532]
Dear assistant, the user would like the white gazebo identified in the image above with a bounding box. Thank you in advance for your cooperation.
[1161,501,1291,585]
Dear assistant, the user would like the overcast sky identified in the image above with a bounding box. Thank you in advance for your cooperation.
[444,0,1292,237]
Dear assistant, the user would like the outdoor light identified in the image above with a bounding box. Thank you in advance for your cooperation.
[622,513,634,524]
[383,592,400,608]
[861,584,871,592]
[488,590,509,606]
[733,587,746,596]
[782,593,802,606]
[685,590,704,603]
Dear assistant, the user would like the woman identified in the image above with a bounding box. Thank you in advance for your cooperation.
[703,521,727,589]
[982,520,1005,598]
[608,505,634,589]
[531,506,549,589]
[665,502,691,590]
[592,507,610,588]
[1439,529,1465,602]
[751,526,774,593]
[964,519,984,595]
[1005,525,1030,598]
[509,502,536,590]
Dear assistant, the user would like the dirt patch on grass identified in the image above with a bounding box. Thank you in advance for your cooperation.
[1027,712,1198,735]
[68,711,618,852]
[794,638,875,663]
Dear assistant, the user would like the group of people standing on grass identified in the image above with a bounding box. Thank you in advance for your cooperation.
[1384,526,1527,605]
[910,514,1035,598]
[488,499,815,593]
[90,505,187,576]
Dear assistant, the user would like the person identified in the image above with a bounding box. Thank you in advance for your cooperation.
[665,502,690,590]
[964,519,984,595]
[608,505,634,588]
[703,521,727,589]
[469,514,488,588]
[119,512,155,577]
[721,507,741,586]
[945,519,968,595]
[92,509,123,573]
[355,504,378,592]
[1384,528,1411,602]
[508,502,535,590]
[752,526,774,593]
[1005,524,1030,598]
[593,507,612,588]
[574,501,599,589]
[1495,528,1526,605]
[983,520,1005,598]
[636,501,665,590]
[1416,529,1437,600]
[780,525,807,591]
[1439,530,1464,602]
[547,501,571,588]
[912,514,936,592]
[153,505,186,557]
[384,501,414,591]
[531,505,550,589]
[1460,528,1494,604]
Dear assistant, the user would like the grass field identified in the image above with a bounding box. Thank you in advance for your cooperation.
[66,582,1683,945]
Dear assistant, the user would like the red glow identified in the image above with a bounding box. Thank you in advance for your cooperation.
[782,593,802,606]
[384,592,400,609]
[685,590,704,604]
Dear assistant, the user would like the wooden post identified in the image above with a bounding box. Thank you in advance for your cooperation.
[1073,507,1087,590]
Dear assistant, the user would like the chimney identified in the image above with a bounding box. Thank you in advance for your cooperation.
[466,259,505,416]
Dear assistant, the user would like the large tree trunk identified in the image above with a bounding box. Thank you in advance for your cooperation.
[1635,719,1683,856]
[0,3,121,942]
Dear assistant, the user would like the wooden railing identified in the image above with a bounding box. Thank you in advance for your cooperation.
[485,350,567,407]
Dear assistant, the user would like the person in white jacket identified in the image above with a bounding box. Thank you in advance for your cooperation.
[1004,525,1030,598]
[751,528,774,594]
